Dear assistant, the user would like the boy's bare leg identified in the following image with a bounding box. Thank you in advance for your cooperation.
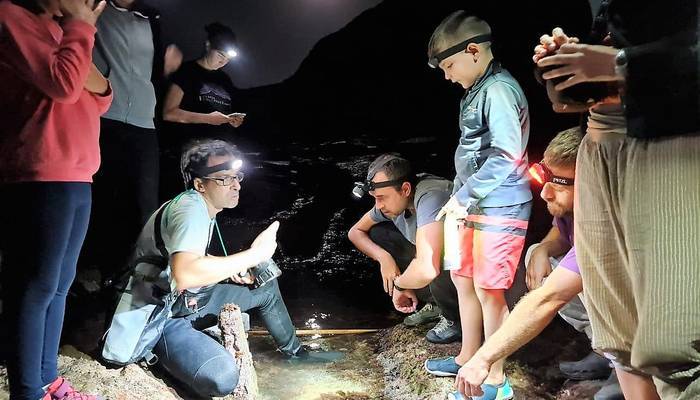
[452,273,483,365]
[475,286,509,384]
[616,368,661,400]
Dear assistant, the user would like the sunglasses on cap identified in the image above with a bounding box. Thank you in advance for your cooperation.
[528,162,574,186]
[428,34,492,69]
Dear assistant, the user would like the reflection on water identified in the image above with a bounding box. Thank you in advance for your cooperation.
[250,333,382,400]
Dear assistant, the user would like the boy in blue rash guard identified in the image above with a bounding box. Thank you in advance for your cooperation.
[423,12,532,400]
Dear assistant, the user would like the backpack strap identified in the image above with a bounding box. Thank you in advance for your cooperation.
[108,201,172,290]
[153,200,170,259]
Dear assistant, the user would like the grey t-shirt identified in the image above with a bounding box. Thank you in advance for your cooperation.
[369,175,452,244]
[93,2,157,129]
[131,189,214,292]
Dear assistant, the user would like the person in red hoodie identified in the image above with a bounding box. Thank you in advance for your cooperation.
[0,0,112,399]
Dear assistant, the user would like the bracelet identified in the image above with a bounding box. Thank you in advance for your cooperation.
[393,277,406,291]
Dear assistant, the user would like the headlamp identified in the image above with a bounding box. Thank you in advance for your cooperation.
[351,177,408,199]
[528,162,574,186]
[428,33,492,69]
[190,159,243,177]
[224,48,238,58]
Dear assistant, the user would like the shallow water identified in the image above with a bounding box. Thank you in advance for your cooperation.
[250,333,384,400]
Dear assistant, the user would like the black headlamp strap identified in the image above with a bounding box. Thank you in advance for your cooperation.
[367,177,409,191]
[535,162,575,186]
[428,33,492,68]
[190,160,235,177]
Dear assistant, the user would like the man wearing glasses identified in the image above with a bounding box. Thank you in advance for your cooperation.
[452,128,622,400]
[103,139,333,398]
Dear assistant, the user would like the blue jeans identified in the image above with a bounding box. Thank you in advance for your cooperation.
[154,280,300,397]
[0,183,92,400]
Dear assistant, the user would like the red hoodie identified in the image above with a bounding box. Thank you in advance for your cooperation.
[0,1,112,183]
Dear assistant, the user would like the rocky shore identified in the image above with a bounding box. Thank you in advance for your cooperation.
[2,319,606,400]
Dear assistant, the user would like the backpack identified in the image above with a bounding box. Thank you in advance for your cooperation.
[102,201,175,366]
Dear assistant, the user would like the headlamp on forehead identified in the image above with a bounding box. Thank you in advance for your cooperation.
[351,177,408,199]
[428,33,492,69]
[223,47,238,58]
[213,43,238,59]
[528,162,574,186]
[190,158,243,177]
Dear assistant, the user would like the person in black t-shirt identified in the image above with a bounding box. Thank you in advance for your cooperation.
[163,22,245,144]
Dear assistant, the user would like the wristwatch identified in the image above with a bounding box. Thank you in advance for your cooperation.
[393,277,406,292]
[614,49,628,79]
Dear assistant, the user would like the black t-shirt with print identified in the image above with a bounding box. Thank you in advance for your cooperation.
[168,60,239,140]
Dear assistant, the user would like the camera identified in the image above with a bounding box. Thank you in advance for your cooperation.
[240,259,282,289]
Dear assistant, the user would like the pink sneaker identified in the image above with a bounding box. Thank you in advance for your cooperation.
[42,377,104,400]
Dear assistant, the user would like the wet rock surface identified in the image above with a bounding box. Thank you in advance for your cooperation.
[377,323,605,400]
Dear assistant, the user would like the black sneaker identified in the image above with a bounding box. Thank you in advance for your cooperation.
[559,351,611,380]
[426,316,461,344]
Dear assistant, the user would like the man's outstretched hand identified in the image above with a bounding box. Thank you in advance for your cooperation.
[250,221,279,264]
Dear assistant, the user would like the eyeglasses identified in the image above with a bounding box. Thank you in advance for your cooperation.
[428,34,492,69]
[528,162,574,186]
[202,172,245,186]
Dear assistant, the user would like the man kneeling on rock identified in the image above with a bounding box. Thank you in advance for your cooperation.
[348,154,461,344]
[103,139,337,398]
[453,128,621,400]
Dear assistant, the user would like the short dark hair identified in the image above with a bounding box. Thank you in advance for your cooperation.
[367,154,416,191]
[428,11,491,58]
[180,139,241,189]
[205,22,237,51]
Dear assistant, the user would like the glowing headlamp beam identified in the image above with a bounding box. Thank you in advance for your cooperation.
[528,165,545,185]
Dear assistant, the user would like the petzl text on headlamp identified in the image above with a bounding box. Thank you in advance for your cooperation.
[528,162,574,186]
[352,177,408,199]
[428,33,492,69]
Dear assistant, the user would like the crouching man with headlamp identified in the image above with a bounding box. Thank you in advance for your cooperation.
[348,154,461,344]
[103,139,337,398]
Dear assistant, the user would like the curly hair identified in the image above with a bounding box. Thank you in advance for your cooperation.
[180,139,241,189]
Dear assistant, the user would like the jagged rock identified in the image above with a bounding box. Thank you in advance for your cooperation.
[220,304,258,399]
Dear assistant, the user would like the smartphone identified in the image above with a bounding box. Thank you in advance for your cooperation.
[228,112,246,118]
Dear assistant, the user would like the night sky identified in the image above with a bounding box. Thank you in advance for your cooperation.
[146,0,383,88]
[145,0,601,89]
